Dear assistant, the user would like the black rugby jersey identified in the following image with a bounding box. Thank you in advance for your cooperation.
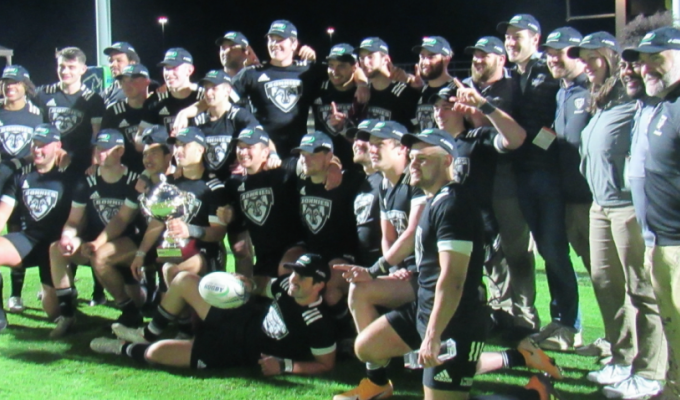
[101,100,145,172]
[1,163,78,242]
[139,87,205,133]
[0,102,42,160]
[416,80,454,131]
[194,105,260,180]
[231,61,327,155]
[414,183,486,336]
[367,81,420,131]
[311,80,359,168]
[172,170,228,229]
[35,83,105,170]
[354,172,382,266]
[71,167,139,241]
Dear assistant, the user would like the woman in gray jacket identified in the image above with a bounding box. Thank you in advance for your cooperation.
[569,32,666,399]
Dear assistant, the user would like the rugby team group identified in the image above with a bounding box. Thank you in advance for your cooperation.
[0,10,680,400]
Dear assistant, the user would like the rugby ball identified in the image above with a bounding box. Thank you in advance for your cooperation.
[198,272,250,309]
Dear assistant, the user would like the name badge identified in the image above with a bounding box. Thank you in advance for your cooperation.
[532,127,556,150]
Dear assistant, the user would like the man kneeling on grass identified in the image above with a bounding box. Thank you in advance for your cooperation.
[90,253,336,376]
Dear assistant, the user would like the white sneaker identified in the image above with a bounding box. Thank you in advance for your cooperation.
[538,325,583,351]
[90,337,125,355]
[602,375,662,399]
[530,321,563,343]
[49,316,75,339]
[111,322,148,344]
[8,297,24,313]
[576,337,612,357]
[587,364,632,385]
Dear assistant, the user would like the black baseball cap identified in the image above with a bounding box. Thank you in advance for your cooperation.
[622,27,680,61]
[291,131,334,154]
[33,124,61,144]
[267,20,298,39]
[235,126,269,146]
[346,119,379,139]
[401,128,458,157]
[1,65,30,82]
[115,64,150,79]
[412,36,453,56]
[283,253,330,283]
[167,126,206,147]
[215,31,249,47]
[497,14,541,35]
[359,37,389,54]
[158,48,194,67]
[428,86,458,105]
[464,36,506,55]
[567,32,620,59]
[92,129,125,149]
[356,120,408,141]
[541,27,583,50]
[104,42,138,58]
[141,125,169,146]
[199,70,232,86]
[327,44,357,64]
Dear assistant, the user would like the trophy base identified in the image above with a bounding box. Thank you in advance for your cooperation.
[156,239,200,264]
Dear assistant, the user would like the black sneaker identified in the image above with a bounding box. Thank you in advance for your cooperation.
[89,292,107,307]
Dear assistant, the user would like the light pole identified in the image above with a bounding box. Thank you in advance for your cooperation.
[158,16,168,49]
[326,27,335,46]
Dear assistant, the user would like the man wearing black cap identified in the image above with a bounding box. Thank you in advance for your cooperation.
[311,43,363,168]
[92,253,336,376]
[102,42,142,106]
[623,26,680,399]
[358,37,420,131]
[36,47,106,173]
[215,31,259,78]
[335,128,488,399]
[412,36,456,131]
[0,124,79,332]
[101,64,151,173]
[498,14,580,349]
[48,129,144,337]
[138,48,204,135]
[132,127,228,290]
[543,27,593,274]
[221,127,304,277]
[0,65,42,161]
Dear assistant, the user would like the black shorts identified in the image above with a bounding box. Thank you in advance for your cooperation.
[4,232,53,286]
[190,302,261,370]
[386,302,490,392]
[200,242,226,273]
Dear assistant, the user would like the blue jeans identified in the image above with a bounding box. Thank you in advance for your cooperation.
[516,169,580,329]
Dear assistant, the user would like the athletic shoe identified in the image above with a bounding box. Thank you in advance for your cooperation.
[332,378,393,400]
[518,338,564,380]
[600,356,614,365]
[537,325,583,351]
[8,297,24,313]
[525,373,563,400]
[89,292,107,307]
[90,337,125,355]
[602,374,662,399]
[530,321,563,343]
[576,337,612,357]
[0,307,7,332]
[49,316,75,339]
[111,322,148,344]
[587,364,632,385]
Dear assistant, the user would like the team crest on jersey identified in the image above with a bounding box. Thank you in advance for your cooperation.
[300,196,332,234]
[318,103,352,133]
[162,116,176,131]
[206,135,231,169]
[354,193,374,225]
[531,73,546,88]
[122,125,138,143]
[264,79,302,113]
[417,104,436,130]
[386,210,408,236]
[0,125,32,156]
[93,198,123,225]
[23,188,59,221]
[574,98,585,110]
[262,299,289,340]
[366,106,392,121]
[48,107,84,135]
[454,157,470,184]
[240,188,274,226]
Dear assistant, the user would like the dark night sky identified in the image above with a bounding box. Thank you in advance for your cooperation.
[0,0,628,85]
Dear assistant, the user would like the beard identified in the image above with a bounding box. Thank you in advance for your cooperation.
[471,64,496,83]
[421,61,444,80]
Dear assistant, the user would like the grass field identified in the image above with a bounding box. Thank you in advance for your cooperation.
[0,254,610,400]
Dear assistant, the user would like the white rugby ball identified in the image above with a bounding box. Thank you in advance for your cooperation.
[198,272,249,309]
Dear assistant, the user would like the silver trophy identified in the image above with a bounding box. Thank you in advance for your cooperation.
[139,174,198,260]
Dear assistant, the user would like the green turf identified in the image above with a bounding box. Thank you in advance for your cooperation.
[0,253,607,400]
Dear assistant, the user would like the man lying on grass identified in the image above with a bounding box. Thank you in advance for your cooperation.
[90,253,336,376]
